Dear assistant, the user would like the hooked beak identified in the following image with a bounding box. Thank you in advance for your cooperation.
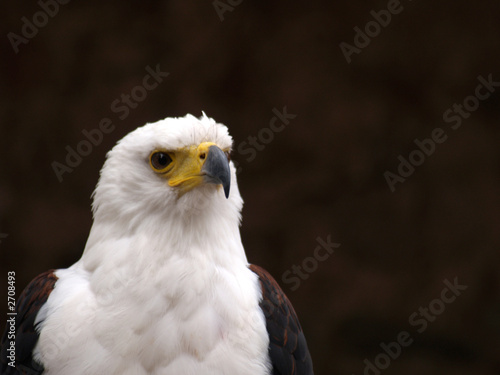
[201,145,231,198]
[167,142,231,198]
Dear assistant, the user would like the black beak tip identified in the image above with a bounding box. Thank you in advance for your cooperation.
[223,183,230,199]
[203,145,231,199]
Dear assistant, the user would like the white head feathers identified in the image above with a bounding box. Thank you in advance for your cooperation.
[91,114,241,228]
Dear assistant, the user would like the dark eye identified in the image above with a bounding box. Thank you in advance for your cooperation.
[150,151,173,172]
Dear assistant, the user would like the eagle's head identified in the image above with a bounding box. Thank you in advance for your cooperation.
[91,114,243,231]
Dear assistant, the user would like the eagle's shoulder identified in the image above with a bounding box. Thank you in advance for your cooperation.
[249,264,314,375]
[1,270,58,375]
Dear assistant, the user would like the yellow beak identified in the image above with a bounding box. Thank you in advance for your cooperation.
[168,142,231,198]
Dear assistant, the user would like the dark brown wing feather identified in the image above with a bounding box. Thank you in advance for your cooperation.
[250,264,314,375]
[1,270,58,375]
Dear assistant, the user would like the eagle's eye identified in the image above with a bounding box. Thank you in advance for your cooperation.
[150,151,173,172]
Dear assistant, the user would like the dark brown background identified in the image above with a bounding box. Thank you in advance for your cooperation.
[2,1,500,374]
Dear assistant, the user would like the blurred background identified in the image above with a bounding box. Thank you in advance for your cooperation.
[1,1,500,374]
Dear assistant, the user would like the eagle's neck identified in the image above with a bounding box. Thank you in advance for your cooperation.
[79,191,247,275]
[40,192,270,375]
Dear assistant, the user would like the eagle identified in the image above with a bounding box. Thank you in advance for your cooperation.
[1,114,314,375]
